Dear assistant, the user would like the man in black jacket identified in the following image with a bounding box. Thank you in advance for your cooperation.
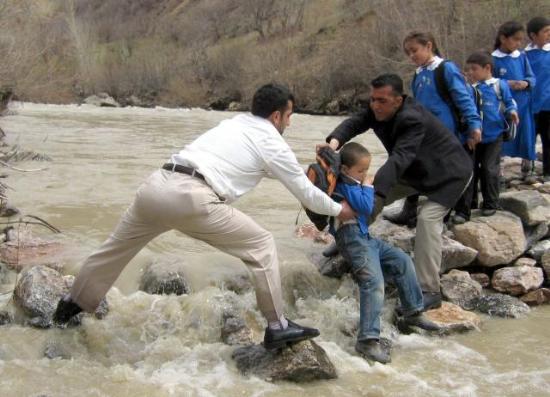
[325,74,473,310]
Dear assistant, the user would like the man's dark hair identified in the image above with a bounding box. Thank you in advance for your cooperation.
[370,74,404,96]
[466,50,494,71]
[527,17,550,37]
[340,142,371,168]
[251,83,294,118]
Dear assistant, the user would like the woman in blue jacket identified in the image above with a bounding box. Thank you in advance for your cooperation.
[391,32,481,224]
[526,17,550,181]
[492,21,537,182]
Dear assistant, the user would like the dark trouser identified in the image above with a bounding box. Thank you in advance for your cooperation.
[453,144,476,219]
[335,225,423,340]
[457,137,503,216]
[536,111,550,176]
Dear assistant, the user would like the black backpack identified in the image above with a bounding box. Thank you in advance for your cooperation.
[413,60,482,133]
[304,147,342,231]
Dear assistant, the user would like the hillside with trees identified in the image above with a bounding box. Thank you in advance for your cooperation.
[0,0,548,113]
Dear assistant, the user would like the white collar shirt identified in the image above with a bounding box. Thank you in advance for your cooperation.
[171,113,341,216]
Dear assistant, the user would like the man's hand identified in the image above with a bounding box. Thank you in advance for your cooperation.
[316,138,340,153]
[336,200,355,221]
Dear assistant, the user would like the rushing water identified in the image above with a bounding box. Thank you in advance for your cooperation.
[0,103,549,397]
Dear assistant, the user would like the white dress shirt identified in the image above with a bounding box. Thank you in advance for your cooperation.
[171,113,342,216]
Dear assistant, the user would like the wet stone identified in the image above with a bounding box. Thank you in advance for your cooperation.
[440,236,478,273]
[520,288,550,306]
[221,312,254,346]
[0,310,12,325]
[491,266,544,296]
[469,293,530,318]
[470,273,490,288]
[440,270,482,309]
[139,261,191,295]
[397,302,480,334]
[309,251,350,279]
[232,340,337,382]
[43,341,71,360]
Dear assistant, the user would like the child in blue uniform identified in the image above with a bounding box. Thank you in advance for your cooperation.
[526,17,550,181]
[399,31,481,224]
[331,142,440,365]
[463,51,519,216]
[492,21,537,183]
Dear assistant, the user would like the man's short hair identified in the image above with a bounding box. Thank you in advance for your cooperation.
[466,51,494,71]
[251,83,295,118]
[370,74,404,96]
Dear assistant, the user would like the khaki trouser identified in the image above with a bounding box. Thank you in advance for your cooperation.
[379,184,450,293]
[70,170,284,322]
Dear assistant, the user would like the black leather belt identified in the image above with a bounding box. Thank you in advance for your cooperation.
[162,163,205,181]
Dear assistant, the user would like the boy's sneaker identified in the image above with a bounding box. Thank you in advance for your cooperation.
[402,312,442,332]
[355,339,391,364]
[452,214,468,225]
[481,208,497,216]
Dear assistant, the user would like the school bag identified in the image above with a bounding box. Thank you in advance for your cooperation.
[304,147,341,231]
[413,60,483,133]
[491,78,517,141]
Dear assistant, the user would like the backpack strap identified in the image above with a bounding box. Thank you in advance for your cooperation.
[434,60,453,106]
[492,78,505,113]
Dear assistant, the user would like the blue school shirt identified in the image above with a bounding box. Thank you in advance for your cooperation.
[526,43,550,113]
[472,78,517,143]
[333,175,374,236]
[412,56,482,142]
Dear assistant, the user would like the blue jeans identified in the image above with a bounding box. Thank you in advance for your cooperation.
[335,224,423,341]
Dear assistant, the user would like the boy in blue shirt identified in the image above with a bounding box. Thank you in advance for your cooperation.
[463,51,519,216]
[331,142,440,364]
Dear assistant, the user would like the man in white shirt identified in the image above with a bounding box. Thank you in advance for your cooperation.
[54,83,354,349]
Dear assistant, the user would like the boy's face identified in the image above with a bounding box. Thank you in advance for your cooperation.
[466,63,492,83]
[342,155,371,182]
[531,25,550,47]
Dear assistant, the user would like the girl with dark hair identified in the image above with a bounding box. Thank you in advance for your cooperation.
[400,32,481,224]
[492,21,537,183]
[526,17,550,181]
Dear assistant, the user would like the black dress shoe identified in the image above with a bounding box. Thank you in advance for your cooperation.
[53,295,83,325]
[263,319,320,350]
[422,292,442,311]
[383,196,418,228]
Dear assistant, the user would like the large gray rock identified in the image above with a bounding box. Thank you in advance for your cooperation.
[441,236,478,272]
[232,340,337,382]
[499,190,550,226]
[422,302,481,333]
[84,93,120,107]
[491,266,544,296]
[524,222,549,250]
[369,218,415,253]
[440,270,482,309]
[13,265,107,327]
[453,211,525,267]
[139,261,191,295]
[14,265,70,327]
[514,257,537,267]
[542,251,550,278]
[221,311,254,346]
[520,288,550,305]
[469,293,530,318]
[528,239,550,261]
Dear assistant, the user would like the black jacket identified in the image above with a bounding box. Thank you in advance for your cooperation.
[326,96,472,208]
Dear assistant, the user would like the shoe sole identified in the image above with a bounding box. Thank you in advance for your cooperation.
[263,333,319,350]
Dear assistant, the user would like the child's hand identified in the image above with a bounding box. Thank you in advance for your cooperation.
[510,111,520,125]
[508,80,529,90]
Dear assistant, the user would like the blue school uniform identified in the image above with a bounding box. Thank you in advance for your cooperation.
[492,49,536,160]
[473,78,517,143]
[332,175,374,236]
[526,43,550,113]
[412,56,482,142]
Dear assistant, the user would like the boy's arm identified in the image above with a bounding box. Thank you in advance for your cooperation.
[340,183,375,217]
